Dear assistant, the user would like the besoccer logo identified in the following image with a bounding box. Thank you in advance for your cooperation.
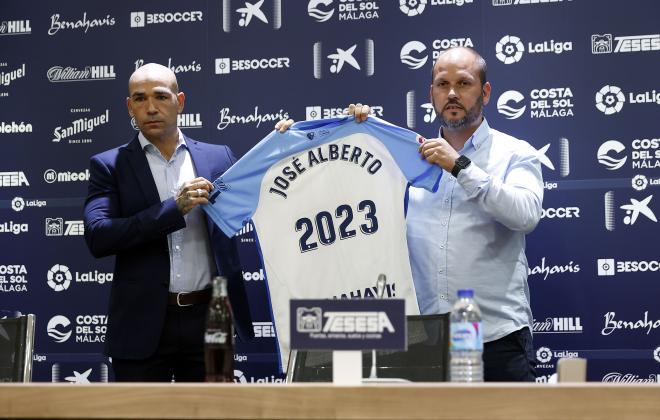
[400,41,428,69]
[536,347,552,363]
[11,197,25,212]
[130,12,145,27]
[399,0,427,16]
[496,35,524,64]
[597,258,615,276]
[308,0,334,22]
[47,264,72,292]
[497,90,526,119]
[47,315,72,343]
[596,85,625,115]
[592,34,613,54]
[632,175,648,191]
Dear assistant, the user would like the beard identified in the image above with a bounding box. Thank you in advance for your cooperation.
[437,94,484,130]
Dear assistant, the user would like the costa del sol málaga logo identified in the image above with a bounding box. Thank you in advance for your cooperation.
[496,35,524,64]
[596,85,625,115]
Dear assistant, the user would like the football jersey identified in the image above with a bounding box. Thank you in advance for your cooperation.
[203,116,442,370]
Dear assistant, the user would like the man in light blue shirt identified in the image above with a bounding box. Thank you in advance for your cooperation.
[331,48,542,381]
[276,47,542,381]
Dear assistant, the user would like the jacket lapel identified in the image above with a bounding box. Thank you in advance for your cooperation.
[125,135,161,206]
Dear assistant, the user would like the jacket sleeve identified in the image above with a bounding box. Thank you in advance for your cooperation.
[83,154,186,258]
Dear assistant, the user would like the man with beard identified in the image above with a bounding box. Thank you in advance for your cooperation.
[276,47,543,381]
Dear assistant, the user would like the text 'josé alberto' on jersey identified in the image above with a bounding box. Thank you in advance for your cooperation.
[203,116,442,371]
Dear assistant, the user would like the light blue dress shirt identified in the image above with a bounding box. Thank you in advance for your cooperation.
[138,130,217,293]
[407,118,543,343]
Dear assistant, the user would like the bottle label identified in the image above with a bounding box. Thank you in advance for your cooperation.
[205,330,228,345]
[450,322,483,351]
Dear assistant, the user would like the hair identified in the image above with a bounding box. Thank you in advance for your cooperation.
[432,47,488,86]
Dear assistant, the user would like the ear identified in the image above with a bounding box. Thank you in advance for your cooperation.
[482,82,492,106]
[126,97,134,117]
[176,91,186,113]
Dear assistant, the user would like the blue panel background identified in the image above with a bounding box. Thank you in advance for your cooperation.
[1,0,659,383]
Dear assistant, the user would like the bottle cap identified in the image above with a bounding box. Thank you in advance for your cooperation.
[457,289,474,298]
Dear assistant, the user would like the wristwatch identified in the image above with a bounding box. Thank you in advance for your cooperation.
[451,155,471,177]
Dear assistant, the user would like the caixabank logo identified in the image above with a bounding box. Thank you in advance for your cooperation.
[47,65,115,82]
[130,10,203,28]
[52,363,109,383]
[603,191,657,231]
[47,12,116,36]
[47,314,107,343]
[591,33,659,54]
[0,19,31,36]
[52,108,109,144]
[596,85,660,115]
[495,34,572,64]
[404,90,440,129]
[400,38,474,70]
[0,264,28,293]
[308,0,381,22]
[222,0,282,32]
[399,0,473,17]
[533,137,571,178]
[497,87,574,119]
[313,39,374,79]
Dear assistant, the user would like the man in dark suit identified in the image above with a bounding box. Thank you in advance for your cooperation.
[83,63,252,382]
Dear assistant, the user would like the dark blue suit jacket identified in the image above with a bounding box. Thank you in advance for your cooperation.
[83,134,253,359]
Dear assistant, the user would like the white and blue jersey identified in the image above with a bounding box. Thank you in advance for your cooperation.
[203,116,442,370]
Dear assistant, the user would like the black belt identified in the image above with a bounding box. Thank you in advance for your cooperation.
[168,288,212,307]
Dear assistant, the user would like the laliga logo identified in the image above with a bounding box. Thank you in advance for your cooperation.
[400,41,428,69]
[497,90,526,119]
[234,369,248,383]
[11,197,25,212]
[308,0,334,22]
[632,174,648,191]
[596,85,625,115]
[47,315,72,343]
[47,264,72,292]
[654,347,660,363]
[597,140,627,170]
[536,346,552,363]
[496,35,524,64]
[400,0,427,16]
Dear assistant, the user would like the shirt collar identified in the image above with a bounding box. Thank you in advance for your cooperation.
[138,128,187,154]
[439,117,490,154]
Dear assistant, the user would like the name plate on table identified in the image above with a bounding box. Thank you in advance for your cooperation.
[290,299,406,351]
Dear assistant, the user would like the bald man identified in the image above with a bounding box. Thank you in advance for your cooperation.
[84,63,252,382]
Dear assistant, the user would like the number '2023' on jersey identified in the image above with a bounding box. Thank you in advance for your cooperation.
[203,116,442,371]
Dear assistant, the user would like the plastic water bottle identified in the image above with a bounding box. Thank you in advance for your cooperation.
[450,289,484,382]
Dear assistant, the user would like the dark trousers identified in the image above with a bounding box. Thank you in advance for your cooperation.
[483,327,537,382]
[111,304,207,382]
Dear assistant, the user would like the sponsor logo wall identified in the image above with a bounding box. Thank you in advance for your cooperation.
[2,0,658,382]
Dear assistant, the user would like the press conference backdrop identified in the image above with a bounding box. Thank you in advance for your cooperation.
[1,0,658,384]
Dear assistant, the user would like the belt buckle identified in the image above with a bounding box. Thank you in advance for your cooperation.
[176,292,193,307]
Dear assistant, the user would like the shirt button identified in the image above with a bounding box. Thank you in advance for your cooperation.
[439,269,444,273]
[444,199,449,204]
[440,244,445,249]
[176,274,181,278]
[440,294,446,299]
[175,245,180,251]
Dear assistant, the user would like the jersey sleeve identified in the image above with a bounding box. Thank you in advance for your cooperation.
[362,117,443,192]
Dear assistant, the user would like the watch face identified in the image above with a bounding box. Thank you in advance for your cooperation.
[457,155,470,168]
